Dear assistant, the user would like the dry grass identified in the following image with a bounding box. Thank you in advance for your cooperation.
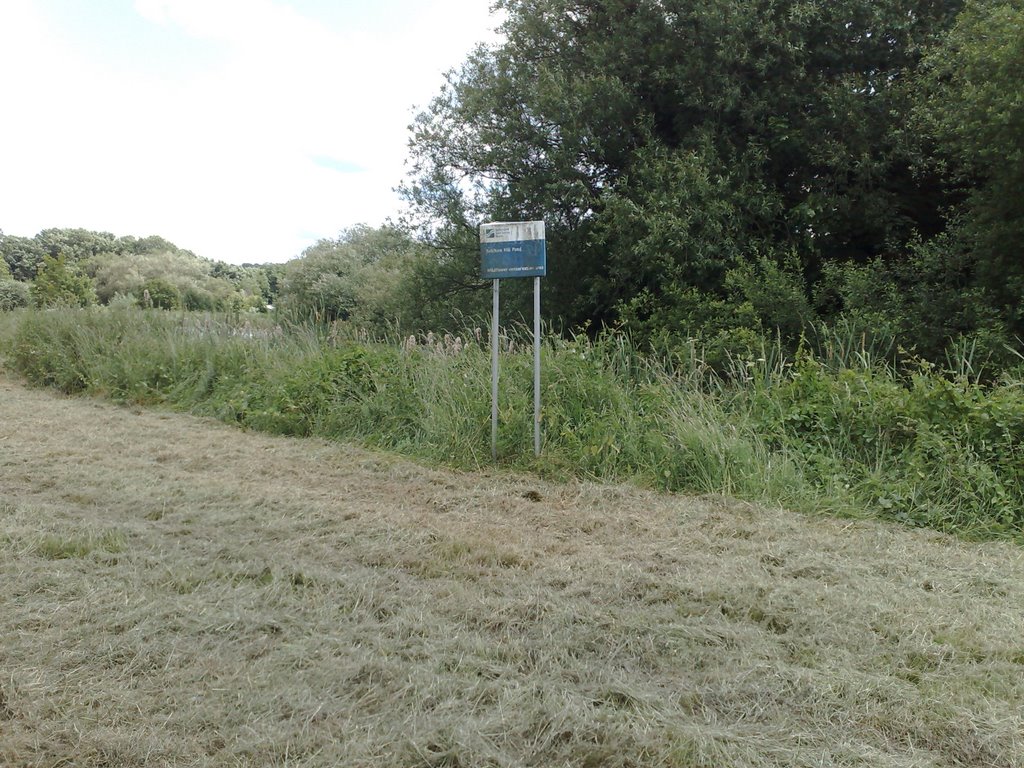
[1,373,1023,767]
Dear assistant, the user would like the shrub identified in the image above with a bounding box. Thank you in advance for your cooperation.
[140,277,181,310]
[0,280,31,311]
[31,255,95,308]
[742,349,1024,537]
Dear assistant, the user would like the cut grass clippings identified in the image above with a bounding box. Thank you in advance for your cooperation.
[0,374,1023,766]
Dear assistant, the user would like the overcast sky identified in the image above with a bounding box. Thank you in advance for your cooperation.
[0,0,501,264]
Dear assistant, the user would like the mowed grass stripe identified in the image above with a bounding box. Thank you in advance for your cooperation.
[1,375,1022,767]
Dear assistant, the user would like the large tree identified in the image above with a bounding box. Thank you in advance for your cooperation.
[0,233,46,282]
[913,0,1024,333]
[405,0,965,337]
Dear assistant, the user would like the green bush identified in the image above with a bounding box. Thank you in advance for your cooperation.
[140,277,181,310]
[743,349,1024,537]
[817,237,1015,368]
[0,280,31,311]
[31,254,95,308]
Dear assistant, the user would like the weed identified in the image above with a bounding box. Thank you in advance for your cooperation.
[7,308,1024,541]
[34,530,127,560]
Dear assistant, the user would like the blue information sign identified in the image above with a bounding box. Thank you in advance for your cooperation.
[480,221,546,279]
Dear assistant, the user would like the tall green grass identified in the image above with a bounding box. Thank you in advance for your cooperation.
[6,307,1024,541]
[0,308,23,359]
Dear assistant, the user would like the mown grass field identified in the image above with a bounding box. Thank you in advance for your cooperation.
[2,369,1023,767]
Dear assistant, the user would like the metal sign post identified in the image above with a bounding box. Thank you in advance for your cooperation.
[534,275,541,456]
[480,221,546,461]
[491,278,500,461]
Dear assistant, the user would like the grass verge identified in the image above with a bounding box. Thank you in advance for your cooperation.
[3,307,1023,541]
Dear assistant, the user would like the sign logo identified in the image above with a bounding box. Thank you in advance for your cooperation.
[479,220,546,279]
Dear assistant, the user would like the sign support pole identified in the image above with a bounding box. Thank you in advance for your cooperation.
[491,278,500,462]
[533,275,541,456]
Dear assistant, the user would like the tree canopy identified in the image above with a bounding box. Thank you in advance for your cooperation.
[913,0,1024,327]
[403,0,1021,358]
[277,225,437,330]
[0,227,280,313]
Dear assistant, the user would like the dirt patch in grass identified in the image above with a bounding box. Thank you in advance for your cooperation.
[1,373,1023,767]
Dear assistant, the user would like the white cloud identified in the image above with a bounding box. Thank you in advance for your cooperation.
[0,0,502,263]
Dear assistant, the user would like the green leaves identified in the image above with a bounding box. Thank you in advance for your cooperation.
[2,228,278,313]
[405,0,971,344]
[277,226,434,330]
[31,254,96,309]
[912,0,1024,318]
[0,280,31,312]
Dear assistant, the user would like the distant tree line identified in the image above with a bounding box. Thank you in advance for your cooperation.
[0,227,281,313]
[0,222,476,334]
